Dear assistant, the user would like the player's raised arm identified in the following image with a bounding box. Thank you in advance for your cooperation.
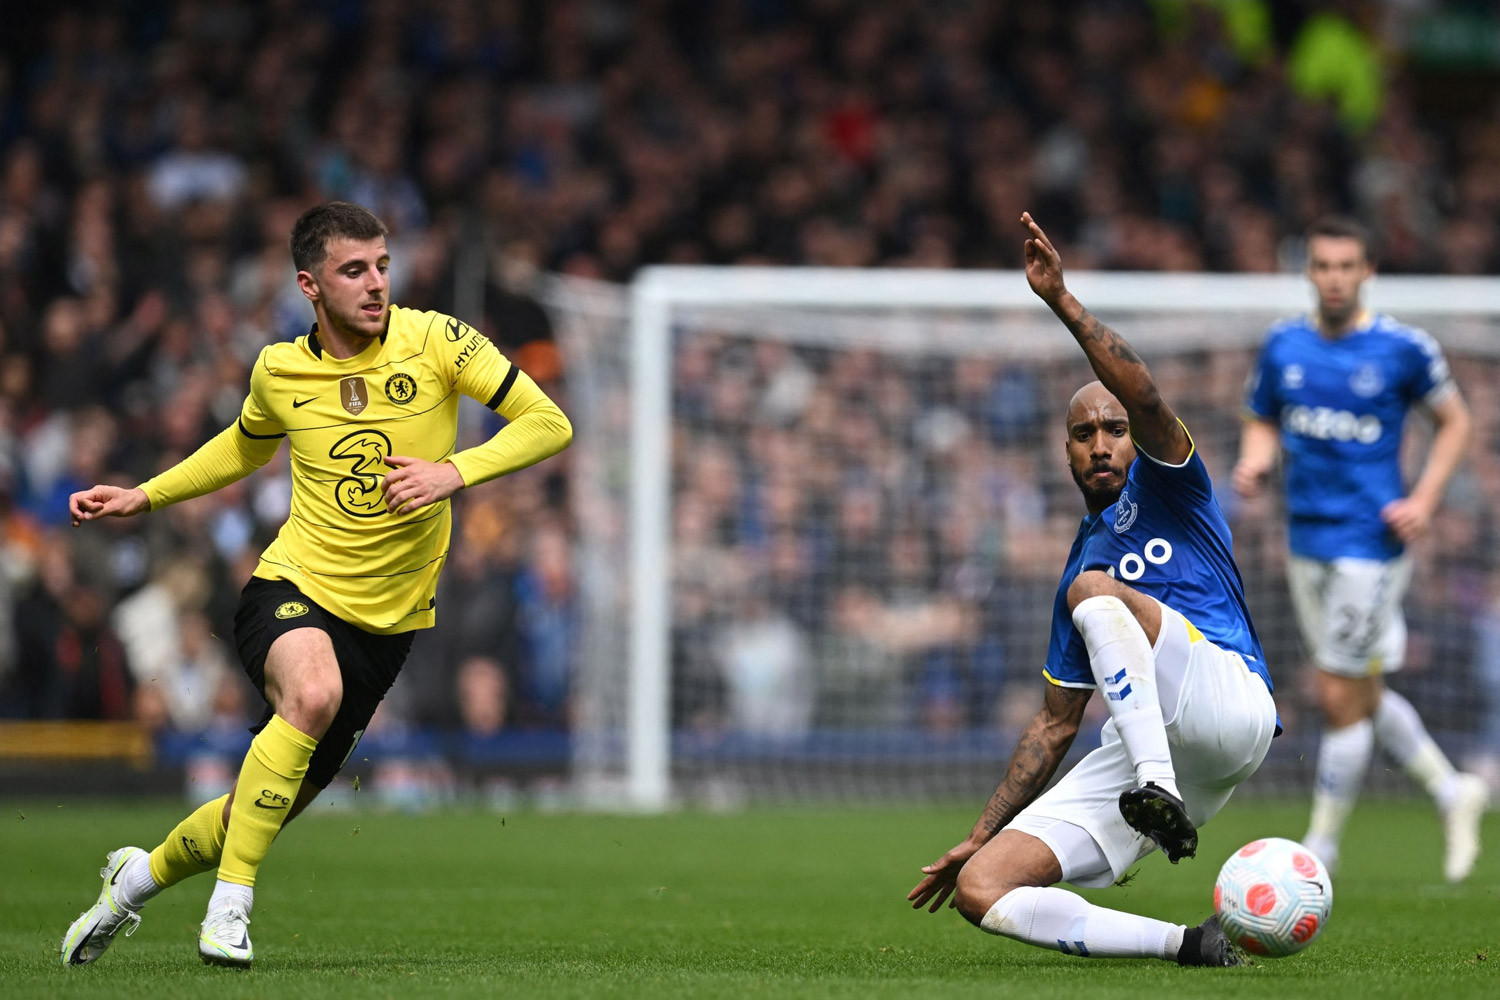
[1021,212,1190,465]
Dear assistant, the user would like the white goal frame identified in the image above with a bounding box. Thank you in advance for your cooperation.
[624,267,1500,811]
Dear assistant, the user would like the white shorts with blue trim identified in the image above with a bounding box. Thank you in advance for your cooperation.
[1287,554,1411,676]
[1009,601,1278,888]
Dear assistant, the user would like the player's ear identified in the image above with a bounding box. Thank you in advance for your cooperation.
[296,269,320,303]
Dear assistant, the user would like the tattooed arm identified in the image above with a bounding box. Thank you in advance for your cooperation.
[908,683,1091,912]
[1020,212,1191,464]
[970,683,1092,839]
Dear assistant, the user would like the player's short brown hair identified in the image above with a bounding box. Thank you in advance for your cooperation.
[290,202,389,273]
[1305,215,1373,263]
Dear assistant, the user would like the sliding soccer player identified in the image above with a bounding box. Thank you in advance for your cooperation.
[910,213,1278,966]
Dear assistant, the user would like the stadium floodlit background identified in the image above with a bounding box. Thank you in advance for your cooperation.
[2,0,1500,814]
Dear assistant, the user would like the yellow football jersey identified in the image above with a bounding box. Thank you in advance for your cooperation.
[142,304,570,634]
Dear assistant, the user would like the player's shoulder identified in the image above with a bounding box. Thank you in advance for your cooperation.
[1368,312,1443,358]
[253,334,317,382]
[1261,315,1314,351]
[386,304,477,355]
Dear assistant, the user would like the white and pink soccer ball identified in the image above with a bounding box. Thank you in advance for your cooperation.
[1214,837,1333,957]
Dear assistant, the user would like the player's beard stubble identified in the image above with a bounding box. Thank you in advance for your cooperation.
[324,298,388,343]
[1070,459,1128,511]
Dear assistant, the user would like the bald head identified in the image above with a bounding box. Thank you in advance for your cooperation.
[1066,381,1126,430]
[1064,381,1136,513]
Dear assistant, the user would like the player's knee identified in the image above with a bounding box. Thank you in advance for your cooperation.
[280,678,343,736]
[1066,570,1122,612]
[954,864,1009,927]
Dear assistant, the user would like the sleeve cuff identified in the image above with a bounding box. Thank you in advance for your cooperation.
[1042,668,1096,690]
[446,452,477,488]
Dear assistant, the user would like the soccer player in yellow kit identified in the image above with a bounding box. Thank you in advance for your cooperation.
[60,202,572,968]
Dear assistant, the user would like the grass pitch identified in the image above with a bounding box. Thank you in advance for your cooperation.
[1,796,1495,999]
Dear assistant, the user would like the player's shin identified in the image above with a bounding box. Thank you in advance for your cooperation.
[145,793,230,897]
[216,715,318,902]
[1305,717,1374,866]
[1373,689,1461,807]
[1073,596,1178,797]
[981,886,1184,960]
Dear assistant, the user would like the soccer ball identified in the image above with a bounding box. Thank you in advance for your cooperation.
[1213,837,1333,957]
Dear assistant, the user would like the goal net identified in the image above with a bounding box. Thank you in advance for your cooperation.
[544,269,1500,810]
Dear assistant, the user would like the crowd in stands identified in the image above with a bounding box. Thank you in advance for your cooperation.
[658,326,1500,755]
[1,0,1499,779]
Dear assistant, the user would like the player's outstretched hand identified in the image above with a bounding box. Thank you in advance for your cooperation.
[907,838,981,913]
[69,485,149,527]
[1021,212,1067,307]
[381,455,466,515]
[1381,495,1433,543]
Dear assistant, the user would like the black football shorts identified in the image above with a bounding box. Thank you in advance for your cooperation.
[233,577,414,788]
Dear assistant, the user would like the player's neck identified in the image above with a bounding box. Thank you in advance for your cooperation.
[1315,308,1370,339]
[314,313,383,359]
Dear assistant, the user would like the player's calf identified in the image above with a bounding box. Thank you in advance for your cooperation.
[979,884,1215,962]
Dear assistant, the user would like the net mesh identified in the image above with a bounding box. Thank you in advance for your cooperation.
[547,275,1500,804]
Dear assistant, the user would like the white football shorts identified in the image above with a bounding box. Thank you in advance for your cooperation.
[1287,554,1411,676]
[1008,601,1278,888]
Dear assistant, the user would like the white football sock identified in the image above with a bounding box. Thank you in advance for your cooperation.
[1372,689,1461,810]
[1306,718,1374,853]
[207,878,254,914]
[981,885,1184,960]
[1072,596,1178,798]
[117,850,164,909]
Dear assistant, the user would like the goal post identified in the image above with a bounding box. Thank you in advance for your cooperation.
[545,268,1500,812]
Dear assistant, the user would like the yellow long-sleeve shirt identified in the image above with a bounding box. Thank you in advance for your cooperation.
[140,306,571,633]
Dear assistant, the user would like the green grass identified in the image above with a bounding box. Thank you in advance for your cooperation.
[1,797,1496,998]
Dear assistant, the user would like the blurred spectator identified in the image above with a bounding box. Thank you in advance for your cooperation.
[717,588,812,741]
[515,523,576,727]
[8,539,131,719]
[456,655,510,739]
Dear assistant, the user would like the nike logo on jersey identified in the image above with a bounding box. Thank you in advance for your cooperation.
[293,397,317,408]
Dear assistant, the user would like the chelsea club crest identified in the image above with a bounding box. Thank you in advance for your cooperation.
[1113,490,1138,533]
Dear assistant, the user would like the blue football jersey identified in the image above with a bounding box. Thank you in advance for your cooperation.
[1245,313,1455,561]
[1042,433,1273,698]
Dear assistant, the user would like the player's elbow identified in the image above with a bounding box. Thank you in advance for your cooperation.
[1130,381,1166,417]
[549,407,574,453]
[1443,400,1473,447]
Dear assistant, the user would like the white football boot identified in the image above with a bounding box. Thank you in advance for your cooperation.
[1442,774,1488,883]
[198,900,253,967]
[60,847,147,966]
